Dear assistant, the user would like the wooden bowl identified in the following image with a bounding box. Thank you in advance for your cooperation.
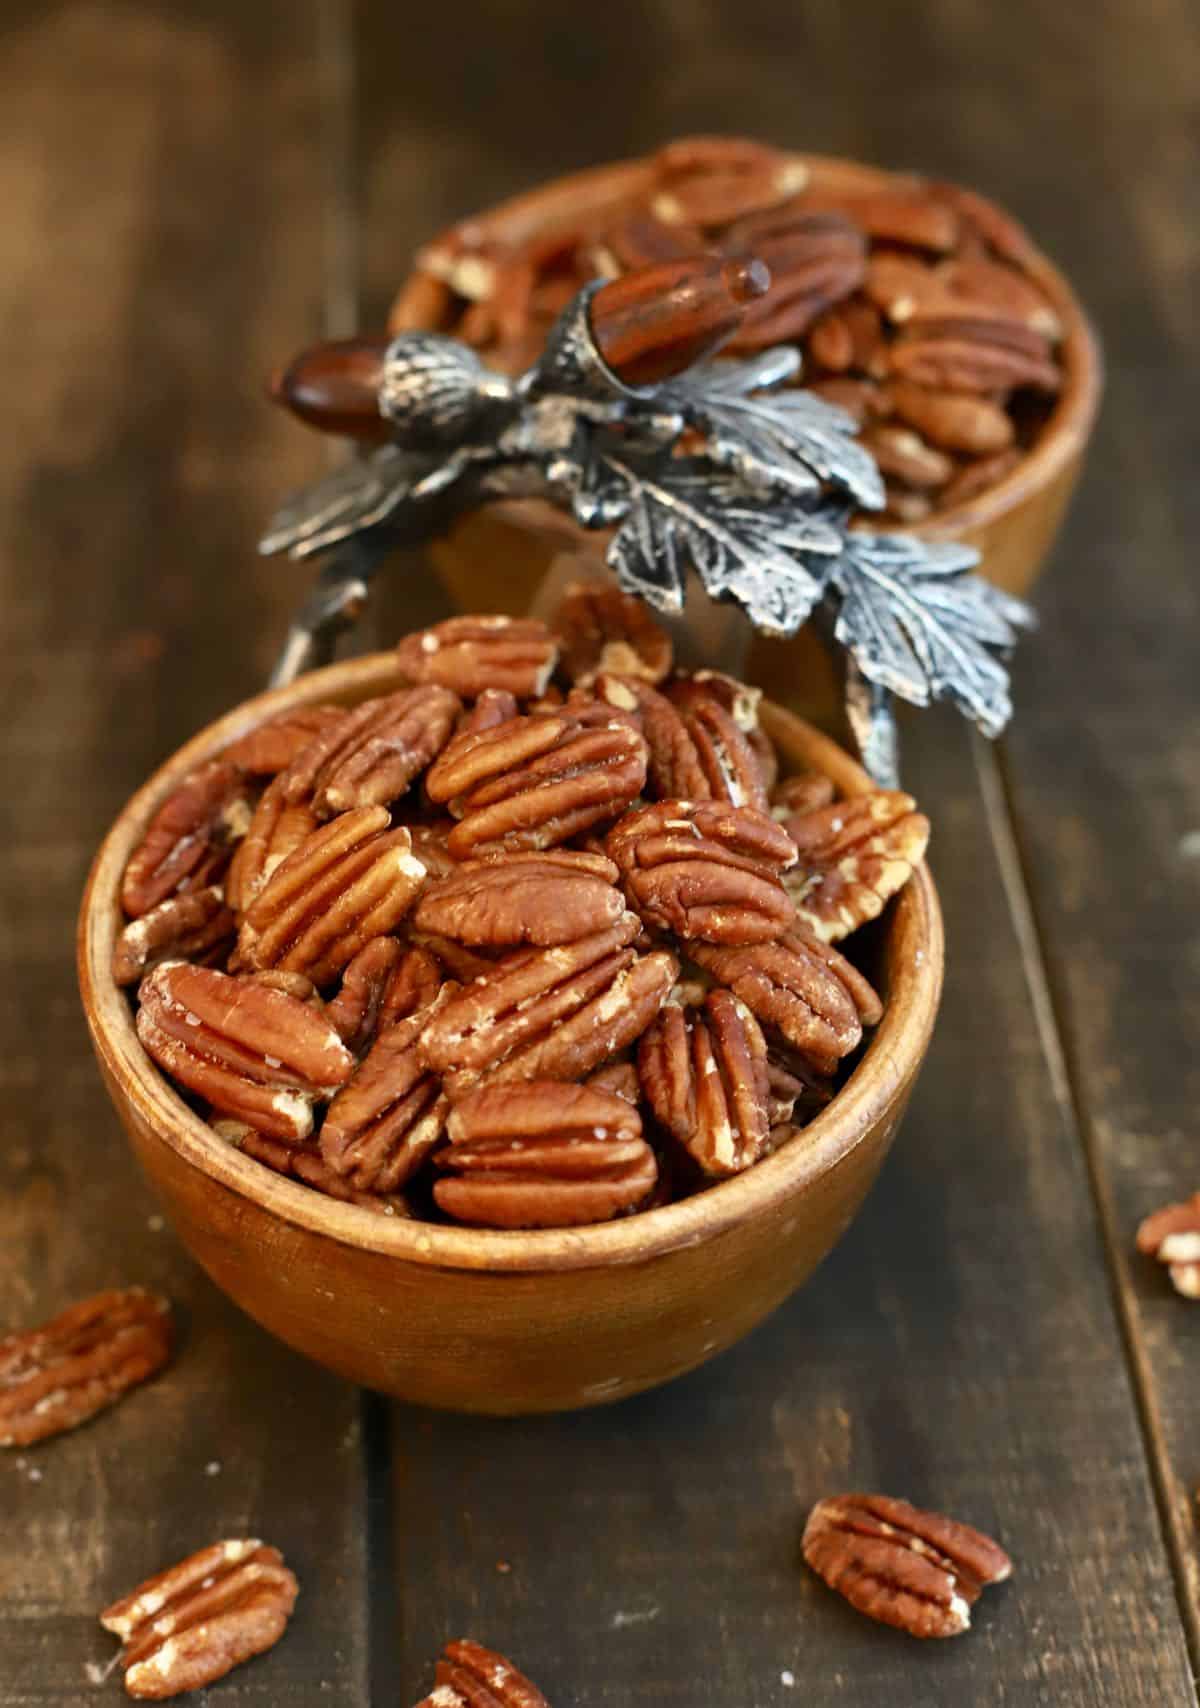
[390,150,1102,638]
[78,654,943,1414]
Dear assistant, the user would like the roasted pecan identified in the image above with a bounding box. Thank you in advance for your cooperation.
[887,379,1015,456]
[836,188,959,252]
[807,376,891,425]
[890,317,1060,394]
[639,989,772,1176]
[859,423,955,491]
[882,487,933,525]
[414,1638,551,1708]
[279,685,460,817]
[1,1288,171,1448]
[690,927,881,1074]
[808,297,887,378]
[112,886,235,986]
[771,772,837,817]
[235,807,427,985]
[916,256,1061,340]
[320,994,452,1192]
[408,931,500,983]
[722,211,867,350]
[435,1080,657,1228]
[136,962,355,1140]
[224,775,319,913]
[606,799,796,945]
[1137,1193,1200,1298]
[939,447,1023,509]
[420,919,676,1099]
[415,849,626,948]
[803,1493,1012,1638]
[325,936,403,1052]
[600,208,701,271]
[651,135,806,229]
[666,676,771,811]
[586,1058,640,1103]
[121,761,252,919]
[408,819,459,880]
[782,789,929,941]
[100,1538,299,1699]
[552,580,673,685]
[396,615,559,700]
[426,713,647,857]
[213,1121,412,1214]
[588,674,707,800]
[220,704,344,776]
[459,686,520,734]
[863,252,943,324]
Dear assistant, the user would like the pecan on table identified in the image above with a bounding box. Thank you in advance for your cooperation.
[435,1080,657,1228]
[412,1638,551,1708]
[234,807,427,985]
[420,918,676,1100]
[224,775,319,913]
[136,962,355,1140]
[220,703,345,776]
[100,1538,299,1699]
[414,849,626,948]
[396,614,559,700]
[606,799,796,945]
[121,760,253,919]
[426,712,647,858]
[803,1493,1012,1638]
[279,684,460,818]
[111,886,235,986]
[1,1288,171,1448]
[780,788,930,942]
[638,989,773,1177]
[690,926,881,1075]
[1136,1193,1200,1298]
[552,580,673,685]
[321,994,452,1193]
[213,1122,412,1215]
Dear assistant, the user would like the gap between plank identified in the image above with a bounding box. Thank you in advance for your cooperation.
[977,732,1200,1681]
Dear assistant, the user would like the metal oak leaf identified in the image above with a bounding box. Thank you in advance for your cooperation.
[603,454,840,634]
[828,532,1034,738]
[260,444,475,561]
[657,351,886,511]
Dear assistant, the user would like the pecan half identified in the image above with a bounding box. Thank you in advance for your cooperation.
[136,962,355,1140]
[414,1638,551,1708]
[235,807,427,985]
[859,422,954,491]
[427,713,647,857]
[552,580,673,685]
[887,379,1015,456]
[1136,1193,1200,1298]
[890,317,1060,394]
[459,686,520,734]
[803,1493,1012,1638]
[121,761,252,919]
[665,677,771,811]
[588,673,707,800]
[939,447,1022,508]
[112,887,235,986]
[213,1122,411,1215]
[100,1538,299,1699]
[396,615,559,699]
[220,704,344,776]
[420,919,676,1099]
[224,775,319,913]
[607,799,796,944]
[1,1288,171,1448]
[435,1080,657,1228]
[638,989,772,1176]
[651,135,806,229]
[415,849,626,948]
[280,685,460,817]
[782,789,930,941]
[320,994,452,1192]
[689,927,881,1074]
[324,936,403,1052]
[771,772,837,817]
[720,210,867,350]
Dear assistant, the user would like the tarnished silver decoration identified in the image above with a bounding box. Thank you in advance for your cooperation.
[260,279,1032,786]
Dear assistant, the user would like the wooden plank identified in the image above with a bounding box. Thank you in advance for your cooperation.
[0,2,377,1701]
[355,3,1199,1698]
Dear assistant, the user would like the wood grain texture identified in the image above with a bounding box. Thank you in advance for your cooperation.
[0,2,378,1702]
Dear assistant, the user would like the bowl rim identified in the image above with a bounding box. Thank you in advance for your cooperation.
[78,652,944,1275]
[390,146,1103,542]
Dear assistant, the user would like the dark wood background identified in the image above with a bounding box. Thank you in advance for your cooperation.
[2,1,1198,1702]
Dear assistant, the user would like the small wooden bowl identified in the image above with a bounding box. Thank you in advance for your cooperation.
[390,150,1102,626]
[78,654,943,1414]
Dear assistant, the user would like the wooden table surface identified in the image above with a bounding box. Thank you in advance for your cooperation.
[3,2,1199,1702]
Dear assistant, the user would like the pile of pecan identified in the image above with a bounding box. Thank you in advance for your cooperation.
[395,135,1065,522]
[115,589,928,1230]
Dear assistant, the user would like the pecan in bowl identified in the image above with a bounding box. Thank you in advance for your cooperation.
[79,616,941,1413]
[390,139,1100,599]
